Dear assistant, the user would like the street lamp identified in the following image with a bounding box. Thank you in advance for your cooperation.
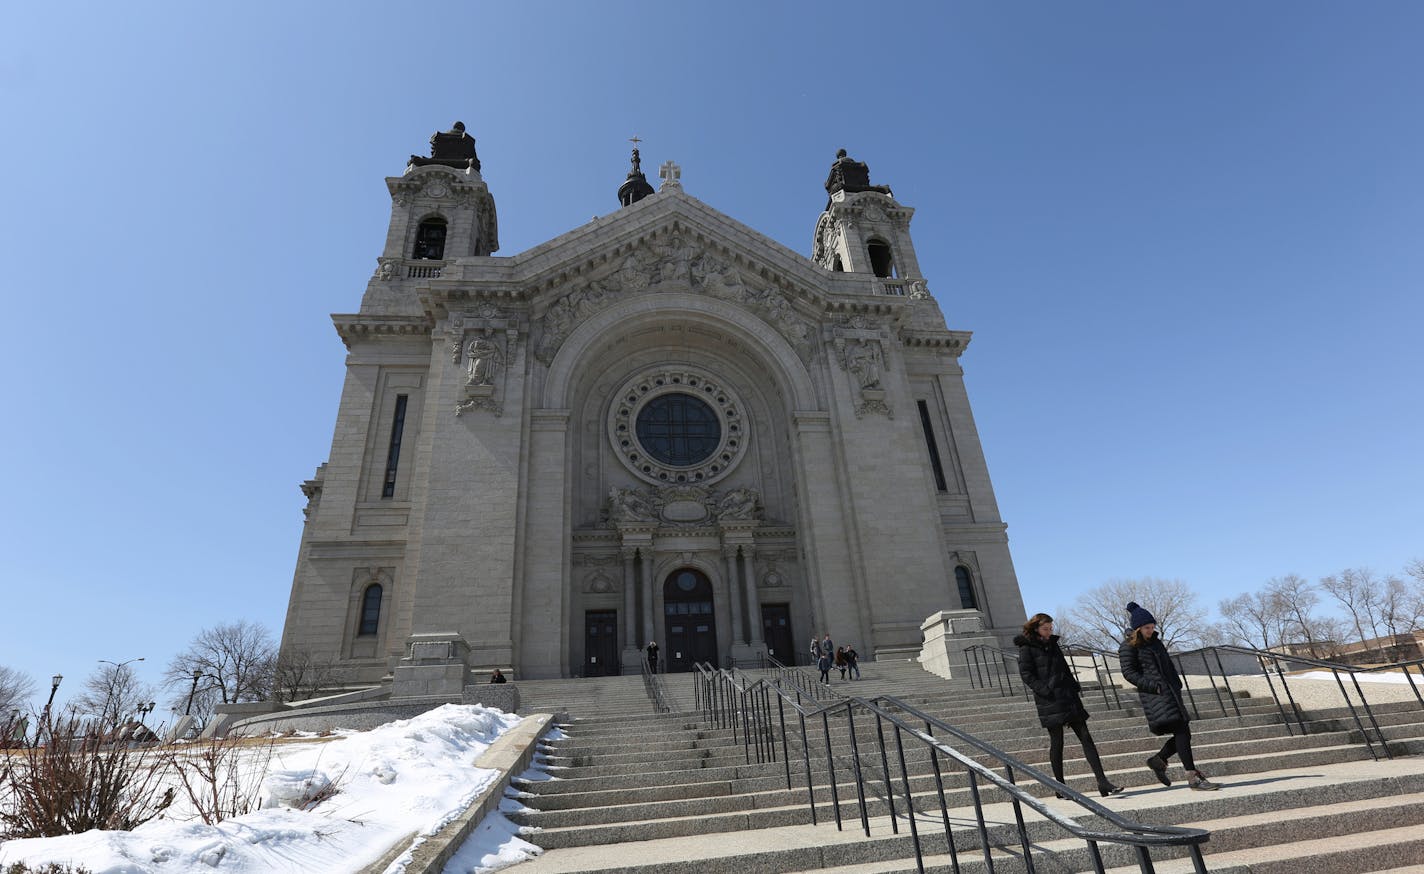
[42,673,62,724]
[185,669,202,716]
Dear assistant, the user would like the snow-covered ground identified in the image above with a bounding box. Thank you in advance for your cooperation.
[1297,669,1424,684]
[0,704,553,874]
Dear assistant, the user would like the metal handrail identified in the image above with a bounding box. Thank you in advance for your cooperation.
[639,651,671,713]
[968,640,1424,761]
[692,662,1211,873]
[963,644,1124,711]
[763,653,842,704]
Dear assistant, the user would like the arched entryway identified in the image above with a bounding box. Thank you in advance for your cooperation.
[662,568,718,671]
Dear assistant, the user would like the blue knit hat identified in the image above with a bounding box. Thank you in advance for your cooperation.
[1126,601,1157,630]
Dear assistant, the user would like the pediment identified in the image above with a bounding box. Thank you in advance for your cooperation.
[412,190,921,369]
[504,193,835,366]
[517,191,828,305]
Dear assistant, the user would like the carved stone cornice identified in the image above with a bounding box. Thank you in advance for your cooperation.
[899,329,972,356]
[332,314,432,349]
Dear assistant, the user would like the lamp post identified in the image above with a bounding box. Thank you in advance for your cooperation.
[185,669,202,716]
[42,673,62,725]
[97,656,144,731]
[136,701,156,736]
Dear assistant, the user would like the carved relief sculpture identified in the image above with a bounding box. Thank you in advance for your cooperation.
[846,340,884,391]
[466,338,500,386]
[607,486,662,524]
[716,487,762,522]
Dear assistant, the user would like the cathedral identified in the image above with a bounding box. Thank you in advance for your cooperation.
[278,123,1027,682]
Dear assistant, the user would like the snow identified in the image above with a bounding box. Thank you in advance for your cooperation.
[0,704,535,874]
[1297,670,1424,685]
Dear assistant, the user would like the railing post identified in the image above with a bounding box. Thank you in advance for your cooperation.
[821,709,842,830]
[966,769,994,873]
[746,688,757,762]
[1327,668,1381,759]
[1400,662,1424,708]
[1347,672,1392,760]
[799,709,817,825]
[845,706,871,837]
[923,723,962,874]
[892,724,926,874]
[1172,655,1201,719]
[1003,763,1036,874]
[874,711,899,834]
[777,692,791,789]
[1212,649,1243,719]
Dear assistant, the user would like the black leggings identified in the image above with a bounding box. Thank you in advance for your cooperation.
[1046,719,1109,785]
[1156,724,1197,771]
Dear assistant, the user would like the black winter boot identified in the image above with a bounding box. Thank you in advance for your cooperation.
[1146,755,1171,786]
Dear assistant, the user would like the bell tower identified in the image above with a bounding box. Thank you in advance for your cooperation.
[812,149,922,284]
[378,121,499,270]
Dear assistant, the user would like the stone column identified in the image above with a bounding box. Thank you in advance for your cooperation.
[641,548,656,648]
[723,543,745,645]
[741,547,763,645]
[621,546,638,650]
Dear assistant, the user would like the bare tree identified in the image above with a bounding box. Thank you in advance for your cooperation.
[1378,574,1424,637]
[1404,559,1424,632]
[1065,578,1208,650]
[1406,558,1424,587]
[0,666,37,717]
[271,648,344,703]
[1217,590,1287,650]
[1046,605,1081,648]
[1267,574,1328,657]
[162,621,276,722]
[1322,568,1389,658]
[71,663,156,732]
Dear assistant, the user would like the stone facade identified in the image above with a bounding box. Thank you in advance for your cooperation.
[278,128,1027,682]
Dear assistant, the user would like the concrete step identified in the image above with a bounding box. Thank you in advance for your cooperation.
[518,742,1381,848]
[509,661,1424,874]
[512,759,1424,873]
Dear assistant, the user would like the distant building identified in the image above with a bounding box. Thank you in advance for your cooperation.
[1275,631,1424,665]
[279,125,1027,681]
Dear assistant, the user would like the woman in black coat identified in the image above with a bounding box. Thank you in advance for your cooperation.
[1017,613,1123,797]
[1117,602,1219,791]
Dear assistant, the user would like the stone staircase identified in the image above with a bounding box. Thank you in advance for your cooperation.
[504,660,1424,873]
[514,671,686,720]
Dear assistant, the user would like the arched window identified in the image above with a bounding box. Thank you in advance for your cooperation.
[413,218,447,260]
[954,566,978,610]
[832,255,844,272]
[358,584,383,636]
[867,239,896,278]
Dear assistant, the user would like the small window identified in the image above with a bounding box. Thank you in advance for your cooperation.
[381,395,409,499]
[832,255,844,272]
[867,239,895,278]
[359,584,383,636]
[413,218,447,260]
[955,566,978,610]
[917,400,948,493]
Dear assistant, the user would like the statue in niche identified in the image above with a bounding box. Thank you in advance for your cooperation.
[466,338,500,386]
[716,487,761,521]
[608,486,660,523]
[847,341,884,391]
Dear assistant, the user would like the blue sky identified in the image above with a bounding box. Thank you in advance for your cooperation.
[2,2,1420,712]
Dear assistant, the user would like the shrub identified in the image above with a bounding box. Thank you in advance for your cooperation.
[0,716,173,839]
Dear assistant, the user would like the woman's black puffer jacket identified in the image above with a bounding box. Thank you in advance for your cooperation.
[1015,633,1089,728]
[1117,633,1190,734]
